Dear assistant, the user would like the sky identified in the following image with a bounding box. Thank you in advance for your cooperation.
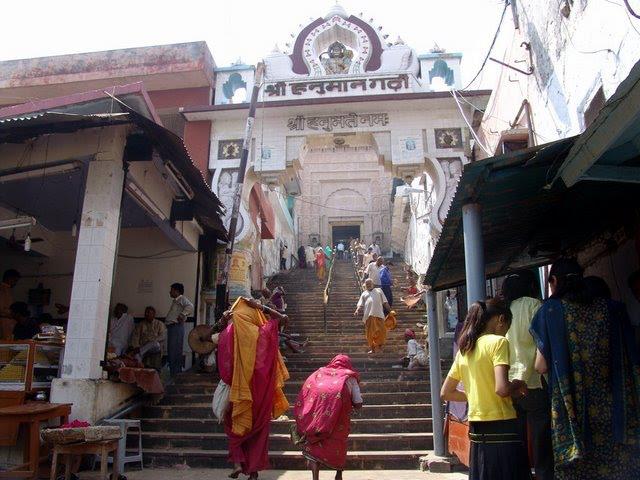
[0,0,507,88]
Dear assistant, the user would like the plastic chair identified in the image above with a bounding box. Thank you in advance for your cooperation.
[94,418,143,472]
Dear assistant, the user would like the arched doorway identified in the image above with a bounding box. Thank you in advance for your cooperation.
[331,224,361,246]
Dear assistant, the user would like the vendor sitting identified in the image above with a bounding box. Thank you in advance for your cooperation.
[108,303,134,356]
[130,306,166,370]
[11,302,40,340]
[404,328,428,369]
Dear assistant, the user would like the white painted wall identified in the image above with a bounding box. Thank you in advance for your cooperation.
[479,0,640,154]
[0,227,199,321]
[203,96,481,285]
[112,227,198,317]
[209,99,474,175]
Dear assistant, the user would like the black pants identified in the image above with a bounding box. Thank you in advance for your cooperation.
[280,258,286,270]
[513,387,554,480]
[469,419,532,480]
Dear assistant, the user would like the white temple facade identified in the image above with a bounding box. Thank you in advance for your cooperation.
[183,5,490,285]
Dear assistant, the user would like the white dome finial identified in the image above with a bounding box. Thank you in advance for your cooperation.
[324,3,348,20]
[395,36,405,45]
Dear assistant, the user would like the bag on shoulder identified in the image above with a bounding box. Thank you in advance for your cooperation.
[211,380,230,424]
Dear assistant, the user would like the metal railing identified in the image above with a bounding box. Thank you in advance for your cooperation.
[350,247,365,292]
[322,257,335,334]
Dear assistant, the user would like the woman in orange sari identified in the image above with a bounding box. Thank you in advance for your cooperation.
[217,298,290,479]
[294,355,362,480]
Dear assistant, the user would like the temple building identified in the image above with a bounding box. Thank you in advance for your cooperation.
[182,4,490,297]
[0,4,489,423]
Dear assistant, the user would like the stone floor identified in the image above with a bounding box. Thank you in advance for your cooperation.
[84,469,468,480]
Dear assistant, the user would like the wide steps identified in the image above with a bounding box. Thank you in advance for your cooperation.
[139,431,433,452]
[142,448,428,470]
[142,403,433,420]
[141,417,434,435]
[166,380,431,395]
[136,259,438,470]
[159,391,430,406]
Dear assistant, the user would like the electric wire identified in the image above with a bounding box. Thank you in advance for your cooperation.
[623,0,640,19]
[461,1,510,91]
[456,89,554,144]
[560,18,616,55]
[450,89,492,155]
[117,248,193,259]
[274,190,372,213]
[118,252,193,260]
[603,0,640,36]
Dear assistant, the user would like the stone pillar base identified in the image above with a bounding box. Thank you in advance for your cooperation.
[419,452,461,473]
[50,378,138,424]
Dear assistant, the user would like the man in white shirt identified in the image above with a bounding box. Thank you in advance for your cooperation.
[369,240,382,257]
[108,303,134,356]
[354,279,390,354]
[362,248,374,268]
[305,245,315,268]
[337,241,345,259]
[166,282,194,377]
[365,257,382,286]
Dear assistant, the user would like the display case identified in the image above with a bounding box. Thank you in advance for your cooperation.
[0,341,64,396]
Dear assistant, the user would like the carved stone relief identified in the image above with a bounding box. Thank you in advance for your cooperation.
[437,157,463,223]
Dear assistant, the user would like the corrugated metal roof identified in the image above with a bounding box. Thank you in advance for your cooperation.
[0,95,227,239]
[0,112,46,123]
[424,136,640,290]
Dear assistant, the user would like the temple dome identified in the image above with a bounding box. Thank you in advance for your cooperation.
[324,4,348,20]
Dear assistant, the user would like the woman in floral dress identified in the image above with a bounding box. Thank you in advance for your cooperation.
[531,258,640,479]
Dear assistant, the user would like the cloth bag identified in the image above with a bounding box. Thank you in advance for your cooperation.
[289,423,305,446]
[211,380,230,423]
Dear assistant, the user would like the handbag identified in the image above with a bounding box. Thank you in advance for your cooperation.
[211,380,230,424]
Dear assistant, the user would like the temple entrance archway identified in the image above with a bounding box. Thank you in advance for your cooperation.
[331,224,361,246]
[295,133,393,250]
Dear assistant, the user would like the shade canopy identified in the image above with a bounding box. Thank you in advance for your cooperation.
[0,82,227,239]
[426,58,640,291]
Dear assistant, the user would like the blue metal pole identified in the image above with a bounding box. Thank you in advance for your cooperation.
[426,289,445,457]
[462,203,485,305]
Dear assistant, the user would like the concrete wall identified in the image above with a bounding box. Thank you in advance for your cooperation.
[183,120,213,181]
[112,227,199,317]
[208,98,475,255]
[0,226,199,320]
[295,148,393,250]
[478,0,640,154]
[50,378,138,424]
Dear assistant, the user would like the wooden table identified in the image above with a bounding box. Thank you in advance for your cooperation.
[0,402,71,479]
[50,439,119,480]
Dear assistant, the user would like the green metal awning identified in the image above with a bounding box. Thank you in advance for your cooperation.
[424,136,640,291]
[426,58,640,291]
[553,59,640,187]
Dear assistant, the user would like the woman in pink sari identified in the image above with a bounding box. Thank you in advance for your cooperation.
[294,354,363,480]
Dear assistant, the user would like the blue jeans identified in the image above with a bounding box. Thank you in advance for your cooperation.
[167,323,184,376]
[381,285,393,306]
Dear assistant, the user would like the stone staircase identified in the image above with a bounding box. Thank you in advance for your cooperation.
[138,258,444,470]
